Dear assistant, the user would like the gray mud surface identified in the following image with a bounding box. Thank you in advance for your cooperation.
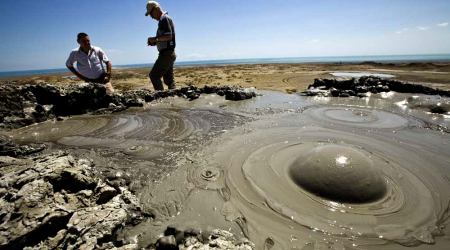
[2,82,450,249]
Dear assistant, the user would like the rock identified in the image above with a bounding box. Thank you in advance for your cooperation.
[375,84,387,92]
[312,78,325,88]
[357,93,370,98]
[0,151,146,250]
[176,229,255,250]
[96,185,118,204]
[355,86,368,93]
[329,88,340,97]
[368,86,378,94]
[429,105,449,114]
[189,94,200,101]
[264,237,275,250]
[0,135,45,157]
[309,77,450,98]
[0,85,25,119]
[65,206,128,249]
[157,235,177,249]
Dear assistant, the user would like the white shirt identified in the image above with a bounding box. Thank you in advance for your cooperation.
[66,46,109,79]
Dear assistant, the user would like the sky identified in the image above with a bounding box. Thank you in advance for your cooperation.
[0,0,449,72]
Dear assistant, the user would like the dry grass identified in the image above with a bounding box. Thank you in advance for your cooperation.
[2,62,450,92]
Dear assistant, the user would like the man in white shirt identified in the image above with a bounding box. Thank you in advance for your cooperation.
[66,33,114,93]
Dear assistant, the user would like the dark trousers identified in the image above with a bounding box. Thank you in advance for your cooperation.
[86,73,107,83]
[149,50,176,91]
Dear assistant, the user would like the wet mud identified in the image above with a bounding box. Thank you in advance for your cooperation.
[6,88,450,249]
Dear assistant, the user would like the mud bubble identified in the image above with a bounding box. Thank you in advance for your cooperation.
[288,144,387,203]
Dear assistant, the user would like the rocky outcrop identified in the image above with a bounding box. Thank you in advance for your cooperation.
[0,83,258,130]
[0,135,45,157]
[0,151,146,250]
[153,225,254,250]
[302,76,450,98]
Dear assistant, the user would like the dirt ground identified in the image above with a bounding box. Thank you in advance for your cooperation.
[2,61,450,92]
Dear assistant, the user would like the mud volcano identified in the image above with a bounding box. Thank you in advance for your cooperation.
[2,81,450,250]
[288,144,387,203]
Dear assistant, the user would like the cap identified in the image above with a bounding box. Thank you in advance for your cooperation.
[145,1,160,16]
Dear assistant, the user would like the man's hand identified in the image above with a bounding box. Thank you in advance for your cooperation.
[148,37,157,46]
[104,75,111,83]
[67,66,89,82]
[79,75,89,82]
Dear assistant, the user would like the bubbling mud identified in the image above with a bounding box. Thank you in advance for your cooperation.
[306,106,411,129]
[187,164,225,190]
[288,144,388,203]
[214,123,450,249]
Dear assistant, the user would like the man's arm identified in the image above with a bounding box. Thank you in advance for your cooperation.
[104,61,112,83]
[66,66,88,82]
[148,34,172,45]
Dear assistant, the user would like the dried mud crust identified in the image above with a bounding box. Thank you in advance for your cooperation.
[0,151,147,250]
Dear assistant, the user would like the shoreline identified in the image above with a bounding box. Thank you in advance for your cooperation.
[2,54,450,78]
[1,61,449,93]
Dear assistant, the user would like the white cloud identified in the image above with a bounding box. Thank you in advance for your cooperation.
[106,49,124,54]
[437,22,448,27]
[417,26,429,31]
[306,39,321,43]
[212,52,241,59]
[186,53,206,59]
[396,28,409,34]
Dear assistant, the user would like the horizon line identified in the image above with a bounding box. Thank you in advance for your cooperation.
[1,53,450,74]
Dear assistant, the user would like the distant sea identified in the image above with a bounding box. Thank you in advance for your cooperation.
[1,54,450,78]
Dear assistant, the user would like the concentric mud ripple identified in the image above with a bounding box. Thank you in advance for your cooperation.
[305,106,411,129]
[213,124,450,249]
[10,108,248,160]
[188,164,225,190]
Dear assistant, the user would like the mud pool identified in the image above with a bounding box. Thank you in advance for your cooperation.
[9,90,450,249]
[330,73,396,78]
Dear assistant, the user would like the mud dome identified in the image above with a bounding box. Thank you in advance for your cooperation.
[288,144,388,203]
[6,89,450,250]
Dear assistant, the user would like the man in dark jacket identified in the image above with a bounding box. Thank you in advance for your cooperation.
[145,1,177,90]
